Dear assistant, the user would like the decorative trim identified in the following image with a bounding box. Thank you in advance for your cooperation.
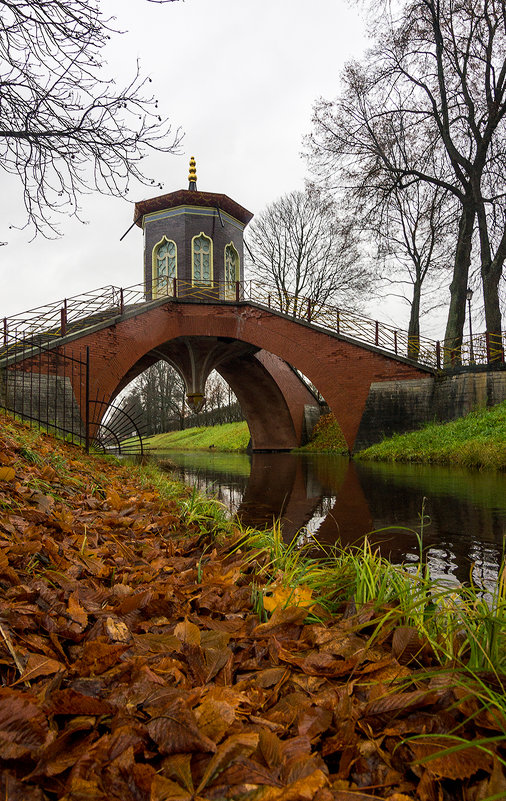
[143,205,245,231]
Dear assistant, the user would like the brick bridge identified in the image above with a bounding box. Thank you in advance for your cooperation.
[1,284,436,453]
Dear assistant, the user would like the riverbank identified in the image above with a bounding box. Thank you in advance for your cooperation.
[356,400,506,470]
[143,420,250,452]
[1,413,505,799]
[143,413,349,455]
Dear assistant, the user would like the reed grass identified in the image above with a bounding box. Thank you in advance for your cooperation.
[231,524,506,679]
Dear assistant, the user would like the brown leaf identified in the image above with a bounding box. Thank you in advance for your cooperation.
[253,605,308,635]
[71,640,129,676]
[104,616,131,643]
[194,696,236,743]
[259,729,284,769]
[68,592,88,628]
[196,732,260,793]
[410,737,493,779]
[298,706,333,739]
[147,697,217,756]
[174,618,201,646]
[0,771,49,800]
[262,768,328,800]
[151,775,192,801]
[0,688,48,759]
[47,688,112,716]
[392,626,430,665]
[365,689,442,717]
[161,753,194,792]
[18,652,65,683]
[331,792,387,801]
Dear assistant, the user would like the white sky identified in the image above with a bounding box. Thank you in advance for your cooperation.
[2,0,423,330]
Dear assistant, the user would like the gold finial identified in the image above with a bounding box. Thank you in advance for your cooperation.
[188,156,197,189]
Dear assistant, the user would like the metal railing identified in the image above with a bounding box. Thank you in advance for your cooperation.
[2,276,505,370]
[0,330,144,455]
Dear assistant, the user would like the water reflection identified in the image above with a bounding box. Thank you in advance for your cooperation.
[150,450,506,585]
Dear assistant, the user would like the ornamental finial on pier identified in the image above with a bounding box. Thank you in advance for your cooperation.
[188,157,197,190]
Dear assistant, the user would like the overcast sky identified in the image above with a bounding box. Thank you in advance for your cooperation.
[1,0,375,322]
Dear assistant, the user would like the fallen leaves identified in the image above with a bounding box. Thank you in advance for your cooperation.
[0,465,15,481]
[0,415,504,800]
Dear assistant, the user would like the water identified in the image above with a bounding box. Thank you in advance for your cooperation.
[149,450,506,586]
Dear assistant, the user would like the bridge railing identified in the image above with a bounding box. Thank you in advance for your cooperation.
[2,275,505,369]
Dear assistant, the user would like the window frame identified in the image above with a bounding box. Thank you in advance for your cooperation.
[191,231,213,287]
[152,235,177,296]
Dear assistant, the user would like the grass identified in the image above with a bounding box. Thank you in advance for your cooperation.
[226,499,506,679]
[297,412,348,453]
[143,421,250,452]
[357,400,506,470]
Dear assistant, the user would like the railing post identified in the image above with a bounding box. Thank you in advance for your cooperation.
[120,288,124,315]
[60,302,67,336]
[436,340,441,369]
[3,317,6,346]
[375,320,379,346]
[85,347,90,453]
[485,331,491,363]
[235,281,240,302]
[336,309,340,334]
[394,330,398,355]
[173,277,177,298]
[307,298,312,322]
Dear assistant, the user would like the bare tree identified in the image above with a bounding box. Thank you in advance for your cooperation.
[0,0,182,236]
[122,364,243,435]
[365,177,456,355]
[245,188,372,314]
[307,0,506,359]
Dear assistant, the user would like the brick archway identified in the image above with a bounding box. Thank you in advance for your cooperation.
[64,300,432,451]
[113,345,317,451]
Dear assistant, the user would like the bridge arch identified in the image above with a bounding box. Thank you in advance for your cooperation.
[69,300,432,451]
[113,343,318,451]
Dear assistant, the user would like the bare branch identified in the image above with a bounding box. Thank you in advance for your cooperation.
[0,0,183,236]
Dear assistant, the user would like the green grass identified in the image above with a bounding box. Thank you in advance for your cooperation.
[231,524,506,677]
[297,412,348,453]
[357,400,506,470]
[143,421,251,452]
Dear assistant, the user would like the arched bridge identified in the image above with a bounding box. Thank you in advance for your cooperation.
[6,278,490,452]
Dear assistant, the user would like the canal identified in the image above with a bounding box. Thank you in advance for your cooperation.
[150,450,506,588]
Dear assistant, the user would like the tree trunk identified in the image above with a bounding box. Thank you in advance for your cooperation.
[407,279,421,359]
[482,263,504,363]
[443,202,475,365]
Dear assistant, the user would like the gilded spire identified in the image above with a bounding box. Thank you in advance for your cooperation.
[188,156,197,190]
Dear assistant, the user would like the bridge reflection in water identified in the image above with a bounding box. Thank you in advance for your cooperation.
[150,450,506,589]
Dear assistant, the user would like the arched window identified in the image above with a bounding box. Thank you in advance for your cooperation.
[224,243,240,299]
[153,237,177,296]
[192,232,213,286]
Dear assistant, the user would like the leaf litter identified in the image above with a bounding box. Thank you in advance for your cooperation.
[0,416,504,800]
